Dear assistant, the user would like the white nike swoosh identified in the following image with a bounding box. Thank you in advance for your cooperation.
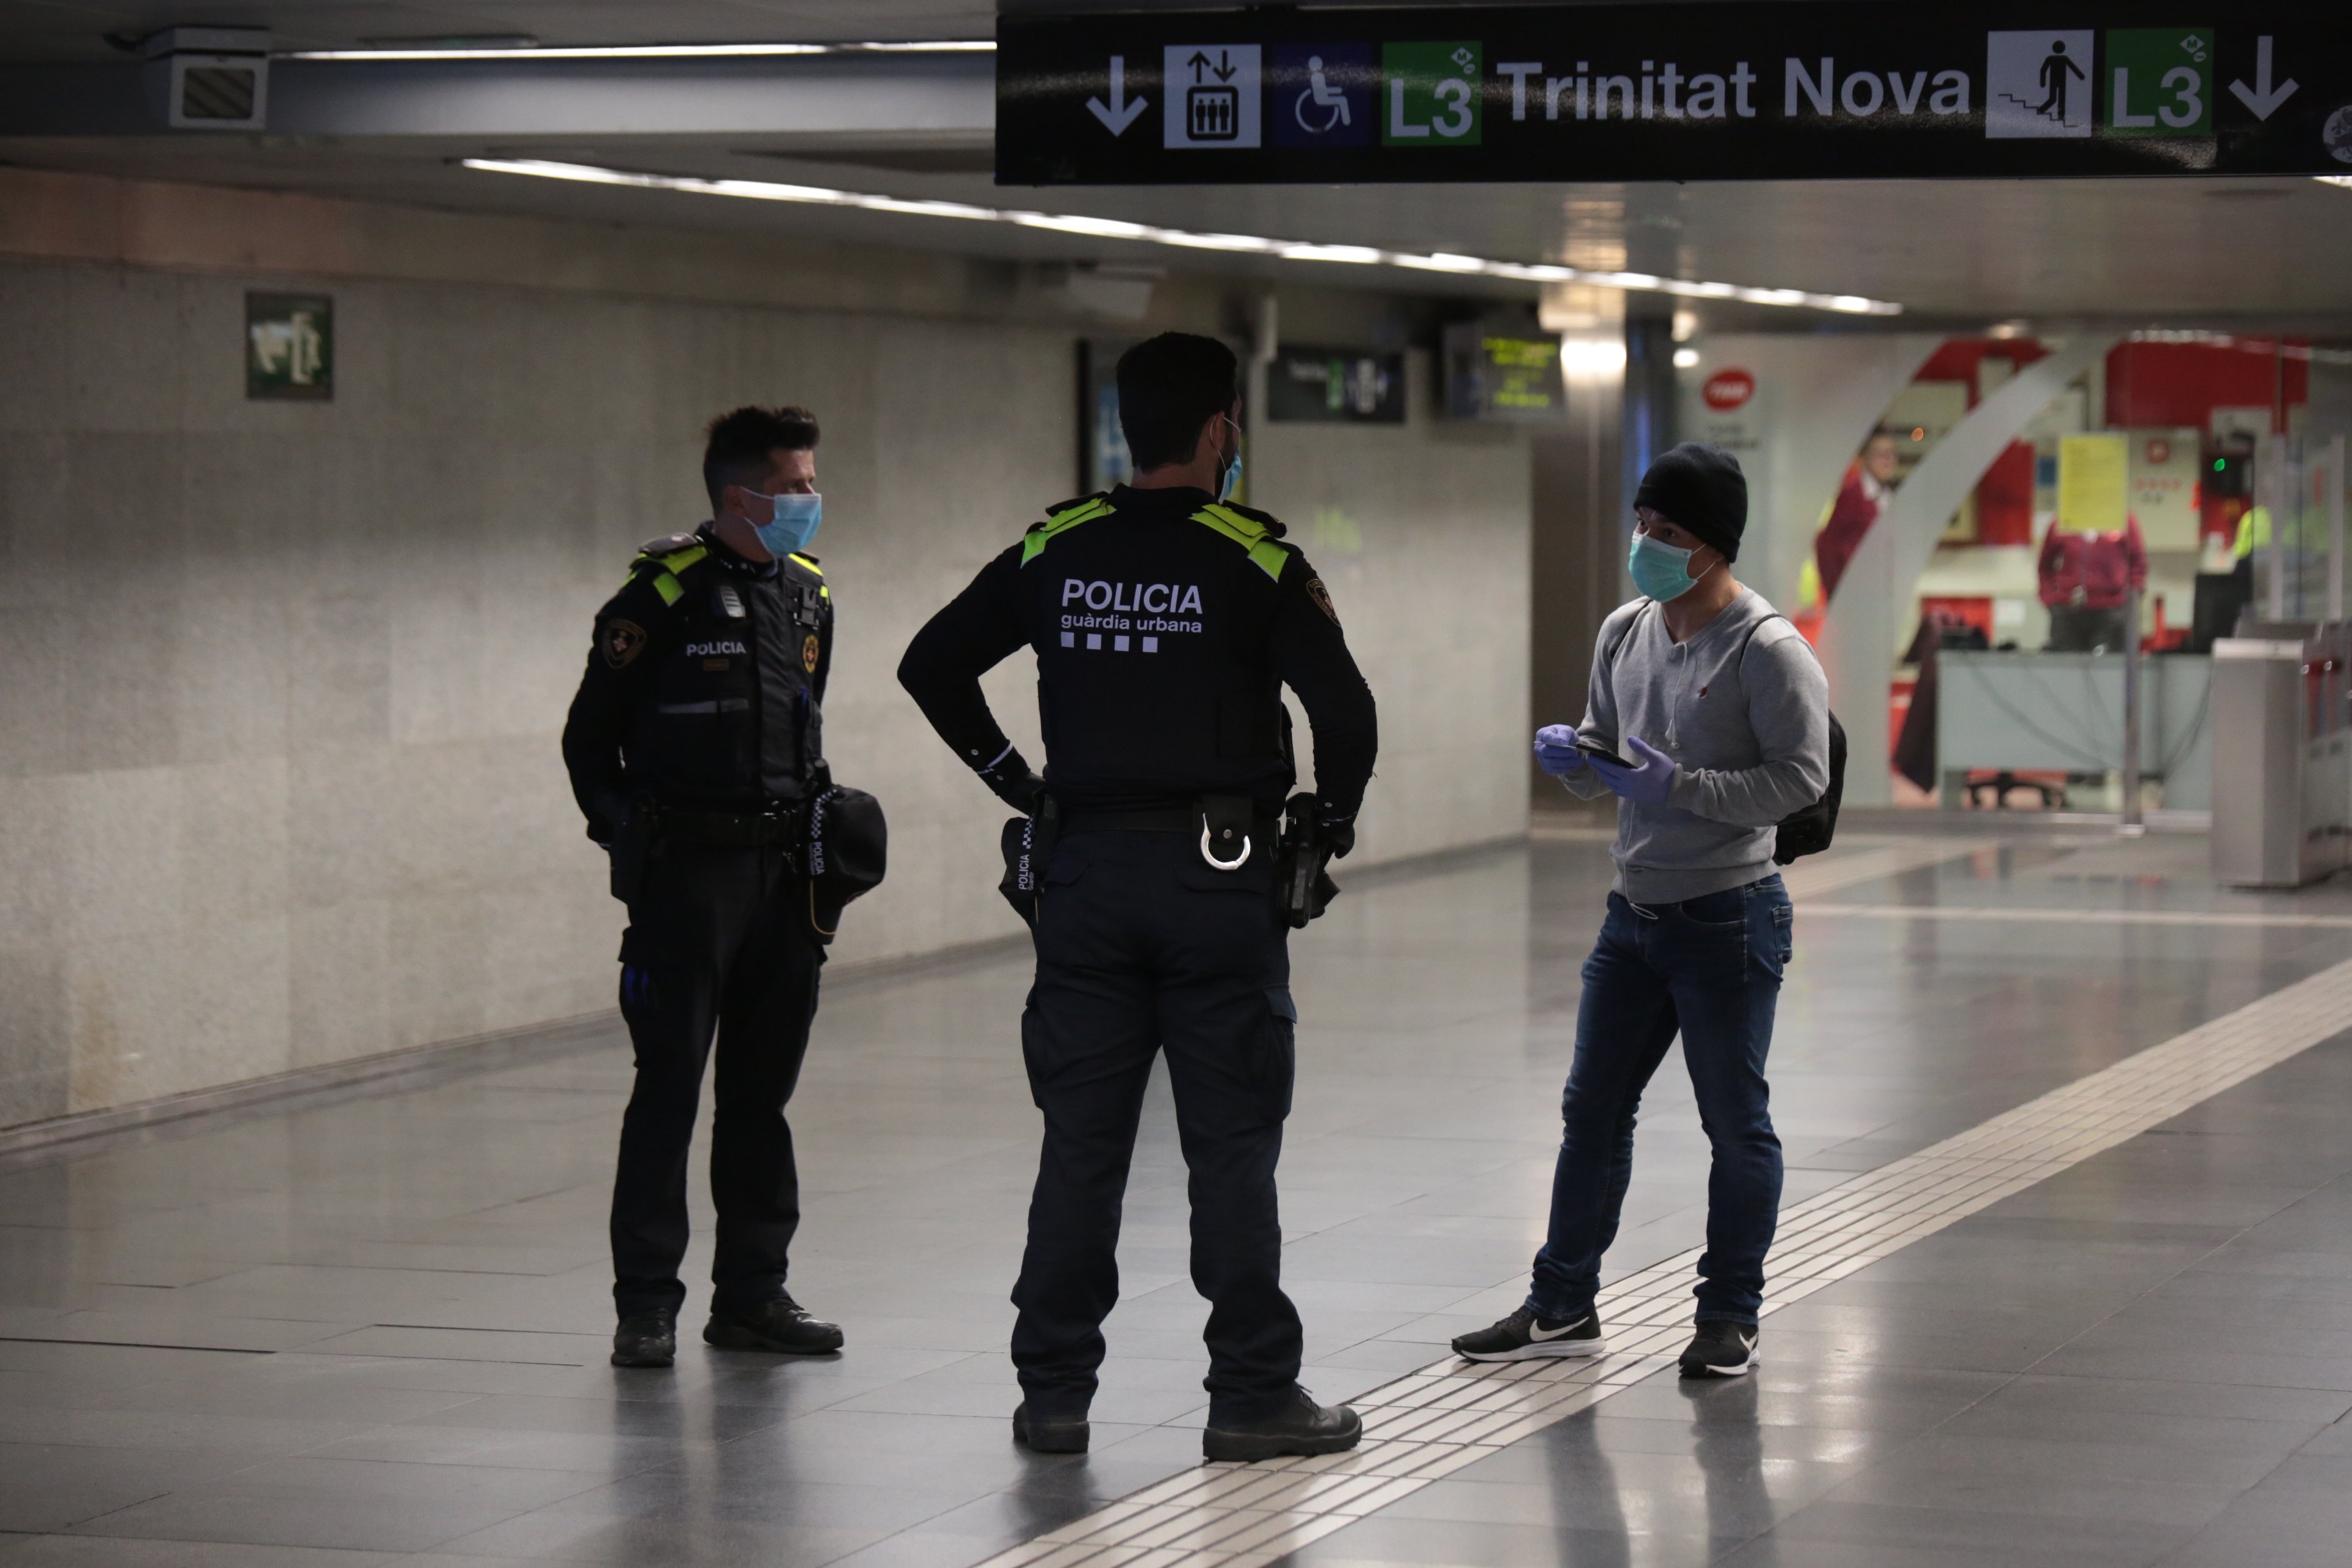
[1529,1317,1589,1341]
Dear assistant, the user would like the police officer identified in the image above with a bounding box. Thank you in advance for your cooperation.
[562,405,845,1369]
[898,333,1378,1461]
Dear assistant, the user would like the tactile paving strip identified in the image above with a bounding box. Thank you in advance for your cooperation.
[974,953,2352,1568]
[1807,902,2352,930]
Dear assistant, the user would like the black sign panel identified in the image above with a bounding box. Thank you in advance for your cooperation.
[998,4,2352,184]
[1442,327,1564,423]
[1268,347,1406,423]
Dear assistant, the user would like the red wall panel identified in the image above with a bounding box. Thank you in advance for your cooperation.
[2105,340,2309,431]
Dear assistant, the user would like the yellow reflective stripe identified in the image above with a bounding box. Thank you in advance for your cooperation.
[820,586,830,600]
[1191,505,1289,581]
[790,552,823,576]
[1019,498,1115,566]
[1189,503,1262,547]
[629,543,707,607]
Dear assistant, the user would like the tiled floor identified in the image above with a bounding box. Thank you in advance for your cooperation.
[7,819,2352,1566]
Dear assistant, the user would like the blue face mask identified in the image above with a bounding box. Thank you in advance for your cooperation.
[748,490,821,557]
[1629,530,1705,602]
[1215,418,1244,503]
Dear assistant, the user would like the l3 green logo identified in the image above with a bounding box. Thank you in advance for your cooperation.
[2106,28,2212,136]
[1384,42,1483,145]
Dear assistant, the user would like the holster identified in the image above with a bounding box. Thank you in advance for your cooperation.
[998,793,1062,932]
[1274,791,1341,929]
[609,799,655,906]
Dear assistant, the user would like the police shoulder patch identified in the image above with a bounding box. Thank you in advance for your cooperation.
[1305,577,1341,626]
[601,619,648,669]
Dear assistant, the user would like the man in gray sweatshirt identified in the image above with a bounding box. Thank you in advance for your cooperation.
[1455,442,1830,1379]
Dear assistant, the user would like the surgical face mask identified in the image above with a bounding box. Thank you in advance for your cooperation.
[1215,417,1244,503]
[1629,530,1706,603]
[747,489,821,557]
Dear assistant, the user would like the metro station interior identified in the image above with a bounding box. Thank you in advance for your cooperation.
[5,3,2352,1565]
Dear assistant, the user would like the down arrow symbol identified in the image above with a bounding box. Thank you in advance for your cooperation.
[1087,55,1148,135]
[2228,35,2299,120]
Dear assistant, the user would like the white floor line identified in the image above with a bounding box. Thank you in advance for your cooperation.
[1805,902,2352,931]
[1778,837,2003,900]
[973,954,2352,1568]
[1529,827,2000,899]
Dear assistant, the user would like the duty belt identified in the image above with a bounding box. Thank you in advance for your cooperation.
[652,802,805,848]
[1059,802,1280,834]
[1061,794,1282,873]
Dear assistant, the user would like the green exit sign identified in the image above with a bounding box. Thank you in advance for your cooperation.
[246,292,333,401]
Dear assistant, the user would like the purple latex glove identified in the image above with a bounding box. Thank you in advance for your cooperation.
[1585,735,1677,805]
[1532,724,1589,777]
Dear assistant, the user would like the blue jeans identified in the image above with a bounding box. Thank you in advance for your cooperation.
[1528,876,1791,1327]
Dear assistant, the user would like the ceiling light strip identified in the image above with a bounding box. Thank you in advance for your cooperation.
[459,158,1901,315]
[284,40,993,61]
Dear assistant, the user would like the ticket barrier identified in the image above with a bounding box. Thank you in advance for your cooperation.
[2210,622,2352,888]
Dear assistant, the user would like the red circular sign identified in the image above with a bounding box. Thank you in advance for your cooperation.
[1702,369,1755,411]
[2146,437,2171,464]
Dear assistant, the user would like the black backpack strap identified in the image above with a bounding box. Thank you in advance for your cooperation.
[1735,610,1792,667]
[1602,601,1654,669]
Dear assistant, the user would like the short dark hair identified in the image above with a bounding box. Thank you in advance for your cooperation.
[1116,333,1238,473]
[703,405,820,507]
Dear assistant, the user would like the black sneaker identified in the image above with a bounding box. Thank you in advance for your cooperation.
[1202,1387,1362,1463]
[1011,1401,1090,1453]
[703,1293,844,1355]
[1452,1305,1606,1362]
[1678,1321,1759,1378]
[611,1308,677,1368]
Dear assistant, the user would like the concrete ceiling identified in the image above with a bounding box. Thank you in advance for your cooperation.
[4,0,2350,332]
[0,0,1306,61]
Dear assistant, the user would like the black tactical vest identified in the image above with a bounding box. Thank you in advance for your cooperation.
[1014,492,1297,809]
[623,537,830,807]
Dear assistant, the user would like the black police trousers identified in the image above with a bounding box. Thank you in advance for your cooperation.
[1012,827,1303,1423]
[611,838,823,1317]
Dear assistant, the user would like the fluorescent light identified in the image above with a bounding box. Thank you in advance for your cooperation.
[286,39,992,61]
[1560,340,1630,374]
[1673,347,1702,369]
[459,158,1904,315]
[2319,176,2352,190]
[1275,243,1384,264]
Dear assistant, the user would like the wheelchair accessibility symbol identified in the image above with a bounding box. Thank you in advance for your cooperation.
[1295,56,1351,134]
[1270,43,1374,149]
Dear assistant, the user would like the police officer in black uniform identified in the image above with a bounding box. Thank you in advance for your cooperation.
[898,334,1378,1461]
[562,405,846,1369]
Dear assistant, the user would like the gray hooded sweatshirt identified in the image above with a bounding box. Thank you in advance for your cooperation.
[1562,589,1831,903]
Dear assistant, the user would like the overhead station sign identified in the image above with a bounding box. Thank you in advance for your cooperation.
[1000,4,2352,184]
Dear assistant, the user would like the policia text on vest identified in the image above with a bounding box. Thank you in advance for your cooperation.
[562,505,880,1364]
[898,471,1379,1458]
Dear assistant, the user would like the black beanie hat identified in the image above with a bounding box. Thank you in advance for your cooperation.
[1634,442,1747,562]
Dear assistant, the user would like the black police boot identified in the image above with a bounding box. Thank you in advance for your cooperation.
[1011,1401,1090,1454]
[1201,1386,1362,1463]
[703,1292,845,1355]
[610,1308,677,1368]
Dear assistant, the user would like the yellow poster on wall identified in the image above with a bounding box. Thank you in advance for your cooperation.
[2059,433,2128,534]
